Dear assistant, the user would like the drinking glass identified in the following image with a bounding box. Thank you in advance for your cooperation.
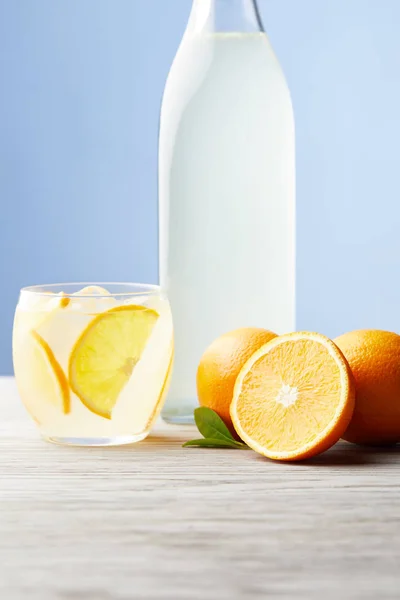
[13,283,173,446]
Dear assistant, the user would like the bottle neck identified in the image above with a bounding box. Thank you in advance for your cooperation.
[187,0,264,34]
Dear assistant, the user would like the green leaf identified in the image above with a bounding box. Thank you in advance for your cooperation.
[183,408,248,450]
[183,438,248,449]
[194,407,237,443]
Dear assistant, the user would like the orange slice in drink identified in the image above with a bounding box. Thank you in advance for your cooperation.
[230,332,355,461]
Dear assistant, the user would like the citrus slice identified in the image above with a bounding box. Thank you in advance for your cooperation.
[69,305,159,419]
[14,330,70,425]
[230,332,355,461]
[146,344,174,428]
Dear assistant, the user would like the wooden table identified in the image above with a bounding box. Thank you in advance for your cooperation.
[1,376,399,599]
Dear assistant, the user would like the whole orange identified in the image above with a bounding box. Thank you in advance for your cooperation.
[335,329,400,446]
[197,328,277,434]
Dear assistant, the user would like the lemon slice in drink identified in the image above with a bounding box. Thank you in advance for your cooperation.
[69,305,159,419]
[14,330,70,425]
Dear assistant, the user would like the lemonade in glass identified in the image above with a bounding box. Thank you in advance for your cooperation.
[12,283,174,446]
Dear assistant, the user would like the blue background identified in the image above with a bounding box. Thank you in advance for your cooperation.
[1,0,400,374]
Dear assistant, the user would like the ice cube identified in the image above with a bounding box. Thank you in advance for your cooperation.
[71,285,116,314]
[19,291,55,312]
[74,286,111,296]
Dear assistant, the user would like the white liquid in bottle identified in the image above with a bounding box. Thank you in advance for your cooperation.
[159,1,295,422]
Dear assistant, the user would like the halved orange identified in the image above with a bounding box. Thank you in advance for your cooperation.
[230,332,355,461]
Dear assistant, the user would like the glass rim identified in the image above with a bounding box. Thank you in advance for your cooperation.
[20,282,162,299]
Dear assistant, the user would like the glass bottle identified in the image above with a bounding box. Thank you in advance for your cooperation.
[159,0,295,423]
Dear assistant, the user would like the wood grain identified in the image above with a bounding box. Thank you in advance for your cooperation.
[1,377,400,600]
